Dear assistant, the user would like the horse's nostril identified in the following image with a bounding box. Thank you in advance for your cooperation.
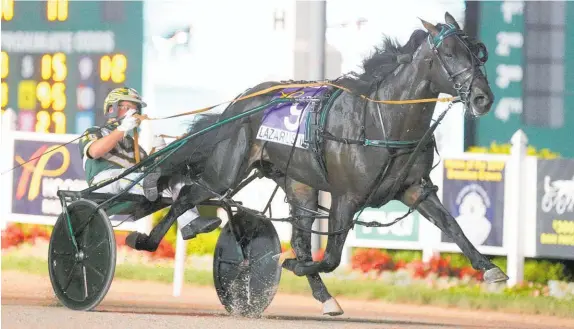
[472,95,489,107]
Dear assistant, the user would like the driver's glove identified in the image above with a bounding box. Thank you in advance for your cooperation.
[117,109,140,135]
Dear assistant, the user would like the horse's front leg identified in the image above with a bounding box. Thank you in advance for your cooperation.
[400,179,509,283]
[286,194,356,276]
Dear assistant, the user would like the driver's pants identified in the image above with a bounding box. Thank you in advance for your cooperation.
[91,168,199,229]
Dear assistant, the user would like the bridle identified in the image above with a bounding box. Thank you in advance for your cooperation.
[427,23,488,110]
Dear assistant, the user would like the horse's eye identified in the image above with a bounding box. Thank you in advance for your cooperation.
[444,53,454,58]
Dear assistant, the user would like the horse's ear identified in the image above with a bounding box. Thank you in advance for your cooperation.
[444,12,460,29]
[419,18,439,36]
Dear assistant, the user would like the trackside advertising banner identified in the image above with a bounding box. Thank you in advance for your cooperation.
[536,159,574,259]
[354,201,421,243]
[11,139,88,217]
[440,158,506,248]
[2,132,139,231]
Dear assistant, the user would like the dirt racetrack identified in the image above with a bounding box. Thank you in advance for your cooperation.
[2,271,574,329]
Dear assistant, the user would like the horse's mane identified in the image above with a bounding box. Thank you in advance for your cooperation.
[183,113,220,135]
[176,29,430,148]
[167,30,430,176]
[336,29,429,94]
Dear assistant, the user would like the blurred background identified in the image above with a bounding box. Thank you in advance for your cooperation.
[1,0,574,315]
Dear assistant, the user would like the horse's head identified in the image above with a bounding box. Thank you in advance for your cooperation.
[419,12,493,117]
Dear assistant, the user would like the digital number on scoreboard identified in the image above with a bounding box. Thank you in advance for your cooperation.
[1,0,143,134]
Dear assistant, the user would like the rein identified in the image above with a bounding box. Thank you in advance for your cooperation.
[2,67,459,173]
[133,81,457,123]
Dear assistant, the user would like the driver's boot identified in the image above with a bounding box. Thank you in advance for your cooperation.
[180,216,222,240]
[142,167,161,201]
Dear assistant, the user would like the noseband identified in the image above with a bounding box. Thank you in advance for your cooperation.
[427,23,488,109]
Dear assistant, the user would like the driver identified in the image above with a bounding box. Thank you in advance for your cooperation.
[78,87,221,240]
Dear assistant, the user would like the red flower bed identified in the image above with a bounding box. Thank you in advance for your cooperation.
[351,248,483,281]
[276,247,325,262]
[2,223,175,259]
[352,248,395,273]
[313,248,325,262]
[0,224,482,281]
[2,224,50,249]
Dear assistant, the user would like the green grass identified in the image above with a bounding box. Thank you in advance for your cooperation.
[3,254,574,318]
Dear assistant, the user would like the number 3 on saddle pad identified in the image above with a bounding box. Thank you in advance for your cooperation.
[256,85,331,149]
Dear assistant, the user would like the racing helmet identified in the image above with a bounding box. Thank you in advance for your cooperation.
[103,87,147,119]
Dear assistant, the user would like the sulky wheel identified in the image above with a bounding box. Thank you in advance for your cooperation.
[48,199,116,311]
[213,210,282,318]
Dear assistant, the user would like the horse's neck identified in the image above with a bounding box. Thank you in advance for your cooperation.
[370,47,438,141]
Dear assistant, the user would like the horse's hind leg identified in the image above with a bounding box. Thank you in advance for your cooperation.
[128,124,252,251]
[280,179,343,316]
[400,179,509,283]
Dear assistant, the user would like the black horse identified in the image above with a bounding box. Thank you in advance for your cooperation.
[130,13,508,315]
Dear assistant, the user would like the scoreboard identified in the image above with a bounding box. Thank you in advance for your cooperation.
[471,1,574,157]
[1,0,143,134]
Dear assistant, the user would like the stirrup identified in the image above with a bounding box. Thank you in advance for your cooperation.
[142,168,161,201]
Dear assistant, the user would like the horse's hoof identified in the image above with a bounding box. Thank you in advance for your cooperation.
[125,231,141,249]
[322,297,344,316]
[484,267,509,283]
[125,232,157,252]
